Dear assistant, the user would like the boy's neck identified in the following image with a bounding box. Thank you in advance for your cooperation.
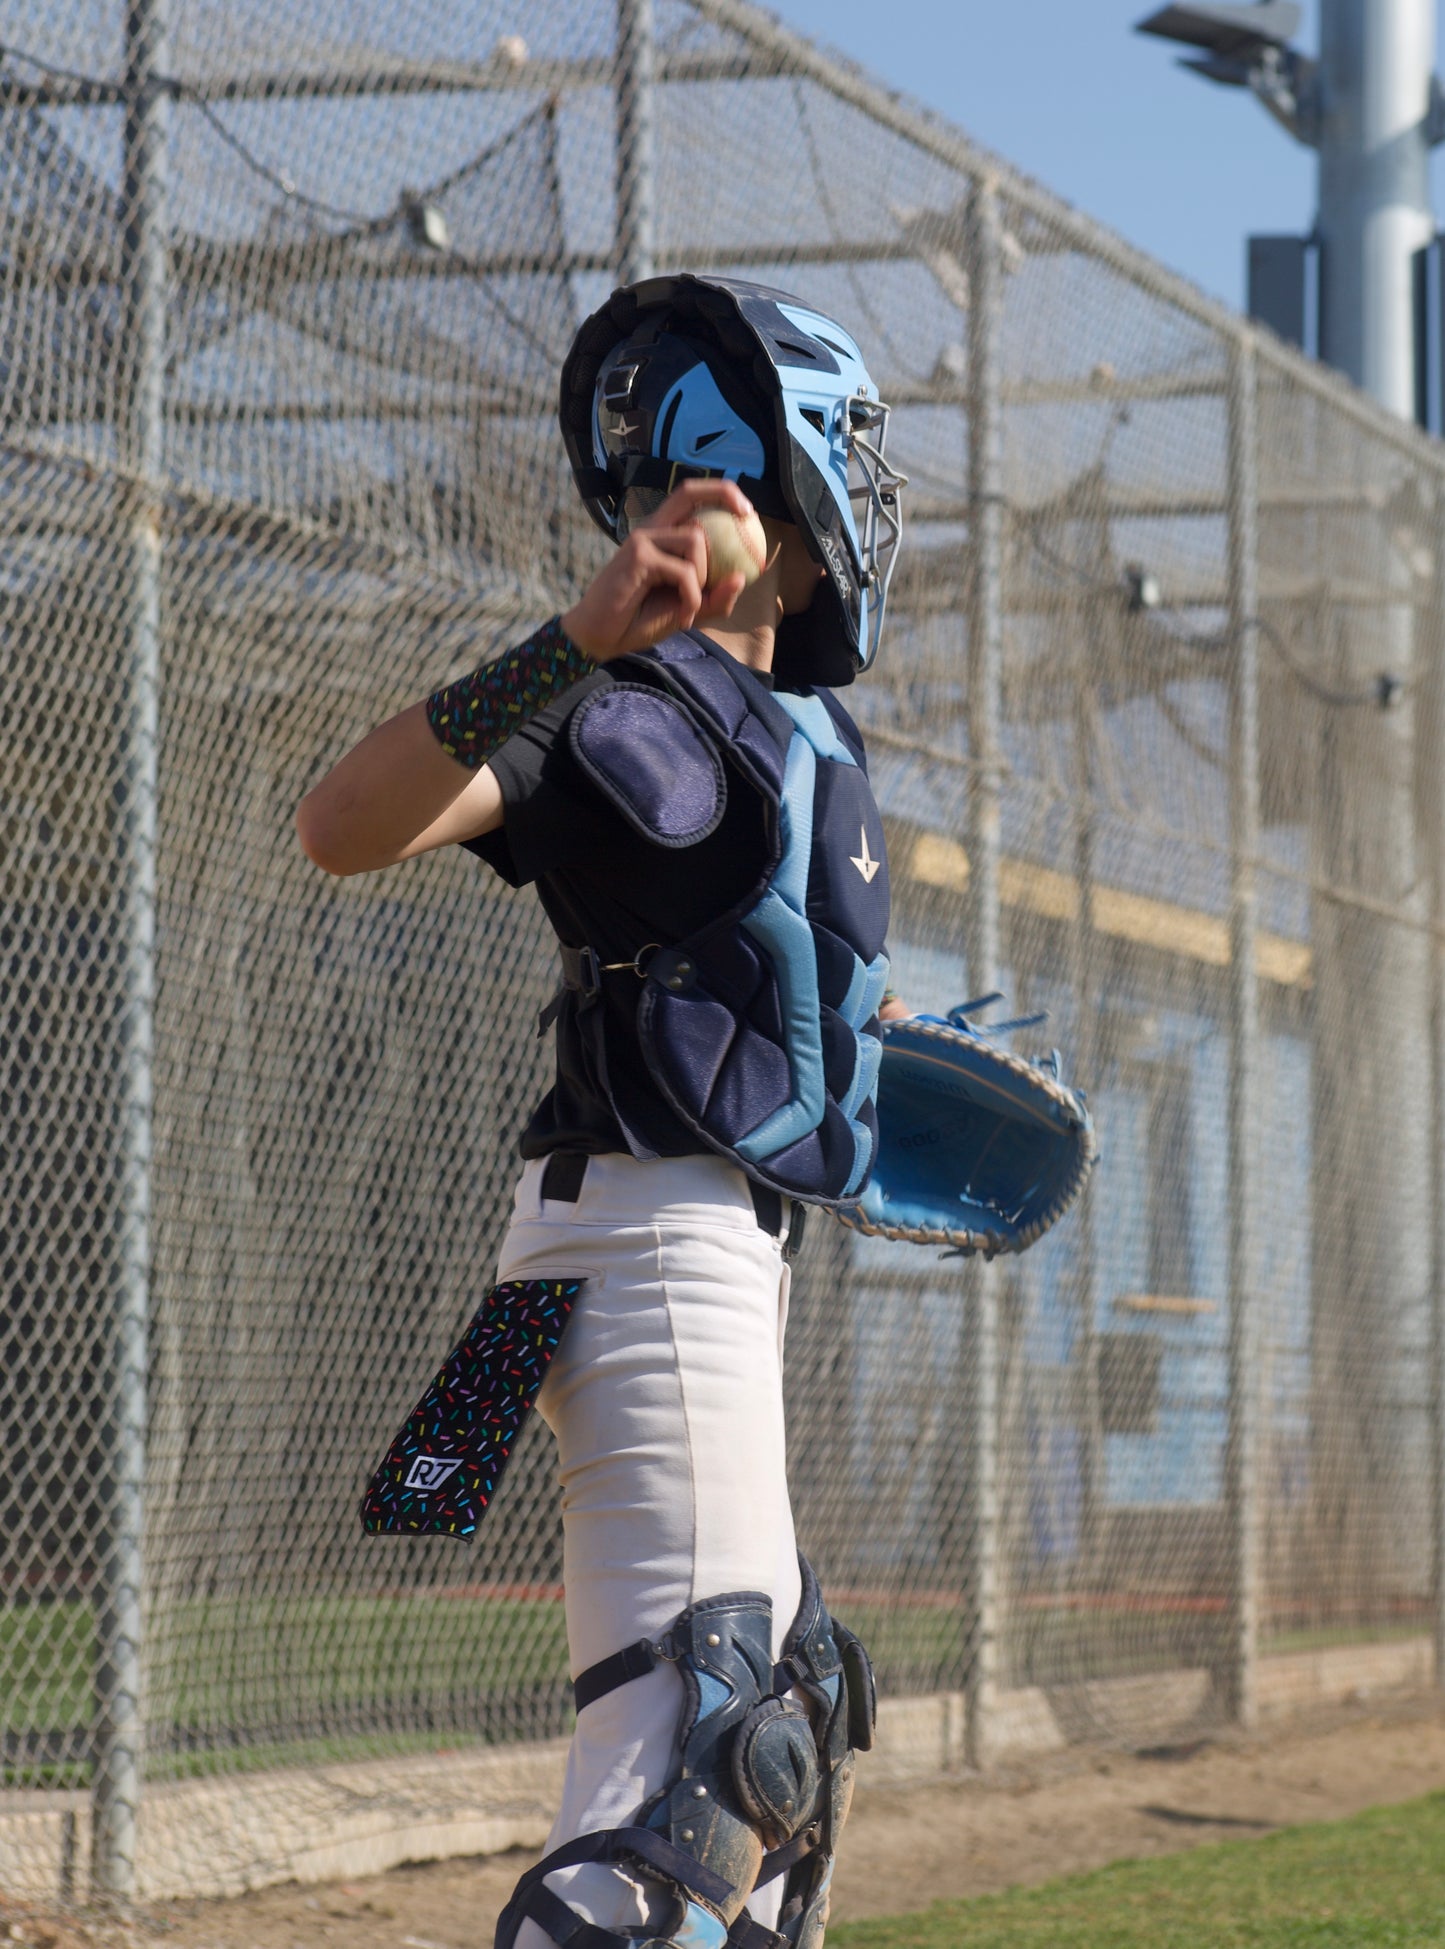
[698,559,782,675]
[699,620,775,675]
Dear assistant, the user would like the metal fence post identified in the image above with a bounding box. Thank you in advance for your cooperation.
[964,172,1005,1768]
[94,0,168,1899]
[616,0,656,284]
[1071,633,1103,1580]
[1429,501,1445,1694]
[1224,336,1262,1729]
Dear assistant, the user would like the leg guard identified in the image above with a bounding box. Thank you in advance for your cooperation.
[495,1559,876,1949]
[757,1559,877,1949]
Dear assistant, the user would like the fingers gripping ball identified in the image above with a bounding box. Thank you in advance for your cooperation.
[691,506,768,592]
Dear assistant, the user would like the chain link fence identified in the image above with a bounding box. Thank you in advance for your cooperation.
[3,0,1444,1906]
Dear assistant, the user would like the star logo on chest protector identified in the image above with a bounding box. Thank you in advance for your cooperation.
[850,824,882,885]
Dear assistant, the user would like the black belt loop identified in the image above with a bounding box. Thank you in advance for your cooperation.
[559,943,603,1001]
[783,1199,807,1261]
[749,1181,782,1237]
[748,1181,808,1259]
[539,946,604,1038]
[541,1151,589,1203]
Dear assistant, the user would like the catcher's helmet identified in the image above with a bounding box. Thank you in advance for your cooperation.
[559,273,906,687]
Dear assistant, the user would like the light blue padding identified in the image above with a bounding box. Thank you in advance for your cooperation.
[838,1060,885,1192]
[658,363,768,478]
[840,948,889,1033]
[735,695,888,1183]
[767,730,816,912]
[837,954,889,1192]
[692,1670,732,1721]
[842,1004,886,1122]
[844,958,891,1099]
[738,728,824,1162]
[843,1041,882,1125]
[674,1904,729,1949]
[739,888,826,1166]
[777,688,886,1194]
[774,690,857,768]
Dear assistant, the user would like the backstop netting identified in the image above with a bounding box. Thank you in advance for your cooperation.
[2,0,1443,1904]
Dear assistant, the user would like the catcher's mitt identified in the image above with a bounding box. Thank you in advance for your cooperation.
[837,996,1096,1257]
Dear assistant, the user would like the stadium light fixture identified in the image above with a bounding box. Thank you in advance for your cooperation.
[1134,1,1316,139]
[1136,2,1301,61]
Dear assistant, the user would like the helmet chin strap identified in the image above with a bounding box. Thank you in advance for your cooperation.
[772,600,859,691]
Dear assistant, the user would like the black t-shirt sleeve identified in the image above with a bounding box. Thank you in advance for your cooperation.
[461,668,618,887]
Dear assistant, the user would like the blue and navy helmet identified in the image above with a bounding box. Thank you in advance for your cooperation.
[559,273,906,687]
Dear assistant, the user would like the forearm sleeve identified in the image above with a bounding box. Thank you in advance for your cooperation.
[425,615,592,771]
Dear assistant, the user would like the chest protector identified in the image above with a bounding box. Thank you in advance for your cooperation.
[566,632,890,1204]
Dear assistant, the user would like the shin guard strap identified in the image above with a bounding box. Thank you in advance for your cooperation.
[523,1882,632,1949]
[495,1824,733,1949]
[726,1922,785,1949]
[752,1829,820,1890]
[573,1637,662,1713]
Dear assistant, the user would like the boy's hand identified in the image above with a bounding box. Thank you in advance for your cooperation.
[562,478,754,663]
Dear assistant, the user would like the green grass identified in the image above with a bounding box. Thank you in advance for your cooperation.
[830,1791,1445,1948]
[4,1596,965,1747]
[3,1589,1431,1786]
[1,1595,574,1783]
[1261,1618,1429,1657]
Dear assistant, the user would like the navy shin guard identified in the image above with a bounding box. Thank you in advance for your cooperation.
[496,1560,876,1949]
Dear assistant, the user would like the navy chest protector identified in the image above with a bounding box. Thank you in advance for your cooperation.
[566,633,890,1204]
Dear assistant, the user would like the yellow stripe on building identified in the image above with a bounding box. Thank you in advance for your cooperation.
[906,833,1312,989]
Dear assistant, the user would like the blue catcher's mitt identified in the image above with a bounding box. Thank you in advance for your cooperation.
[837,996,1097,1257]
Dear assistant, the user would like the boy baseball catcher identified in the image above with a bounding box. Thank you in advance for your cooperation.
[299,273,1089,1949]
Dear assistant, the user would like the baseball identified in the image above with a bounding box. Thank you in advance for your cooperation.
[692,506,769,591]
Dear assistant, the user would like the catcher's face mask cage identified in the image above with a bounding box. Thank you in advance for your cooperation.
[559,273,907,686]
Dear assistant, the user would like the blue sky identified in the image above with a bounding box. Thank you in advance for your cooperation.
[761,0,1445,315]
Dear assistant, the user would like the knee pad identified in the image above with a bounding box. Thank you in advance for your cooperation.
[494,1558,877,1949]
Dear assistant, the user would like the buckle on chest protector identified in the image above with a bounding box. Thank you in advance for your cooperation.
[539,942,697,1035]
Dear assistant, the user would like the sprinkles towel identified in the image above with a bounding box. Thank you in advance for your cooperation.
[361,1278,584,1538]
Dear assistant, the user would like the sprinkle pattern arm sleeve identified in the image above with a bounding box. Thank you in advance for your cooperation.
[425,616,592,771]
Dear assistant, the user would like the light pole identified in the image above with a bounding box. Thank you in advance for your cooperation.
[1137,0,1440,1709]
[1316,0,1436,407]
[1137,0,1441,413]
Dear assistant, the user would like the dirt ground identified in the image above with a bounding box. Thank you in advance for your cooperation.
[9,1700,1445,1949]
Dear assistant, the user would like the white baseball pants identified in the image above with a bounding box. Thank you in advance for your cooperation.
[494,1149,802,1946]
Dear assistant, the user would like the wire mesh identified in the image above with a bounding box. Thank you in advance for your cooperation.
[2,0,1444,1904]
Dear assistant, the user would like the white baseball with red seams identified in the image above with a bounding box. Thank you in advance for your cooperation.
[691,506,769,591]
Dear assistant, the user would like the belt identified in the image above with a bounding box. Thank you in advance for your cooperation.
[539,1151,807,1261]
